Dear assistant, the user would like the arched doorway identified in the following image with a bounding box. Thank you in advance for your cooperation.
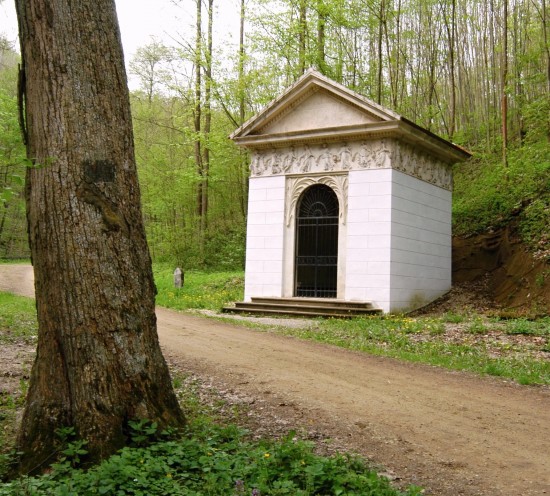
[295,184,339,298]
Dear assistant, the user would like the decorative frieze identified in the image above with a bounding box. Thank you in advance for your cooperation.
[392,141,453,191]
[249,139,452,190]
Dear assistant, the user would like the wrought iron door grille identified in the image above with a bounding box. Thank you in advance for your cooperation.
[295,185,339,298]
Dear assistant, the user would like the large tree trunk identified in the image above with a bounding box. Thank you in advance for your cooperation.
[14,0,185,475]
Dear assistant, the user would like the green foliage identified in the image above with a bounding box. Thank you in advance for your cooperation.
[519,195,550,257]
[0,421,420,496]
[127,419,161,447]
[521,94,550,143]
[467,317,488,335]
[126,418,179,449]
[0,63,29,259]
[204,226,246,270]
[153,265,244,310]
[130,90,247,270]
[0,68,28,257]
[453,141,550,254]
[53,427,89,471]
[442,312,465,324]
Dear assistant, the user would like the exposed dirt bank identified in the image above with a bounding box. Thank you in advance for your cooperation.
[453,229,549,315]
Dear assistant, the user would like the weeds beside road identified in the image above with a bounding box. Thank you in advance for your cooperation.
[153,266,550,386]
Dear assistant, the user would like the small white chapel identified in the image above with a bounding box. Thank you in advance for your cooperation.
[229,69,470,314]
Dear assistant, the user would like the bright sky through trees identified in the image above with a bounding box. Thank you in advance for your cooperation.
[1,0,240,87]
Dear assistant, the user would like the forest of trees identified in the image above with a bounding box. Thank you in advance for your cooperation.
[1,0,549,267]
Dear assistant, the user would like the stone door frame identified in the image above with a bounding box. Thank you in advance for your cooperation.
[282,171,348,299]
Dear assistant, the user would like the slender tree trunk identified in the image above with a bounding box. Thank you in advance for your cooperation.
[298,0,307,75]
[445,0,457,140]
[239,0,248,220]
[488,0,496,152]
[0,205,7,244]
[13,0,184,475]
[512,2,525,144]
[502,0,509,169]
[194,0,203,220]
[376,0,385,104]
[201,0,213,236]
[541,0,550,141]
[316,0,326,74]
[239,0,246,127]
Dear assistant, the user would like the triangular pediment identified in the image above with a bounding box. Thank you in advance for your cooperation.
[231,68,400,141]
[230,68,471,164]
[259,89,382,135]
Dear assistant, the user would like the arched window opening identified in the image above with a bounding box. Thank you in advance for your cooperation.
[295,184,339,298]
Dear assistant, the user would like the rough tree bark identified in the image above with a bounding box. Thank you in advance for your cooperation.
[14,0,185,475]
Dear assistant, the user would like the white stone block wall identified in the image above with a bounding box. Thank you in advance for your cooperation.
[344,169,452,312]
[389,170,452,311]
[345,169,393,312]
[243,175,286,301]
[244,164,452,312]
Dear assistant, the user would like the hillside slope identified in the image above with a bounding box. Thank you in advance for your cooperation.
[451,137,549,315]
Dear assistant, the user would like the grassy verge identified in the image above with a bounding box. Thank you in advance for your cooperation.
[275,315,550,386]
[153,264,244,311]
[0,292,37,344]
[152,269,550,386]
[0,291,420,495]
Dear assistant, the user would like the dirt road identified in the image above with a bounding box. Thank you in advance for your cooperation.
[1,264,549,496]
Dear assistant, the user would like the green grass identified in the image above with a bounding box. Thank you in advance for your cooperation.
[1,428,421,495]
[504,317,550,336]
[271,316,550,386]
[153,264,244,311]
[0,292,37,344]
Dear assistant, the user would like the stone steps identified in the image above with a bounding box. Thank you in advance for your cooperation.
[222,297,382,319]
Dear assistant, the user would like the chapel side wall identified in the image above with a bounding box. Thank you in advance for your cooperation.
[345,169,393,313]
[243,175,286,301]
[389,170,452,312]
